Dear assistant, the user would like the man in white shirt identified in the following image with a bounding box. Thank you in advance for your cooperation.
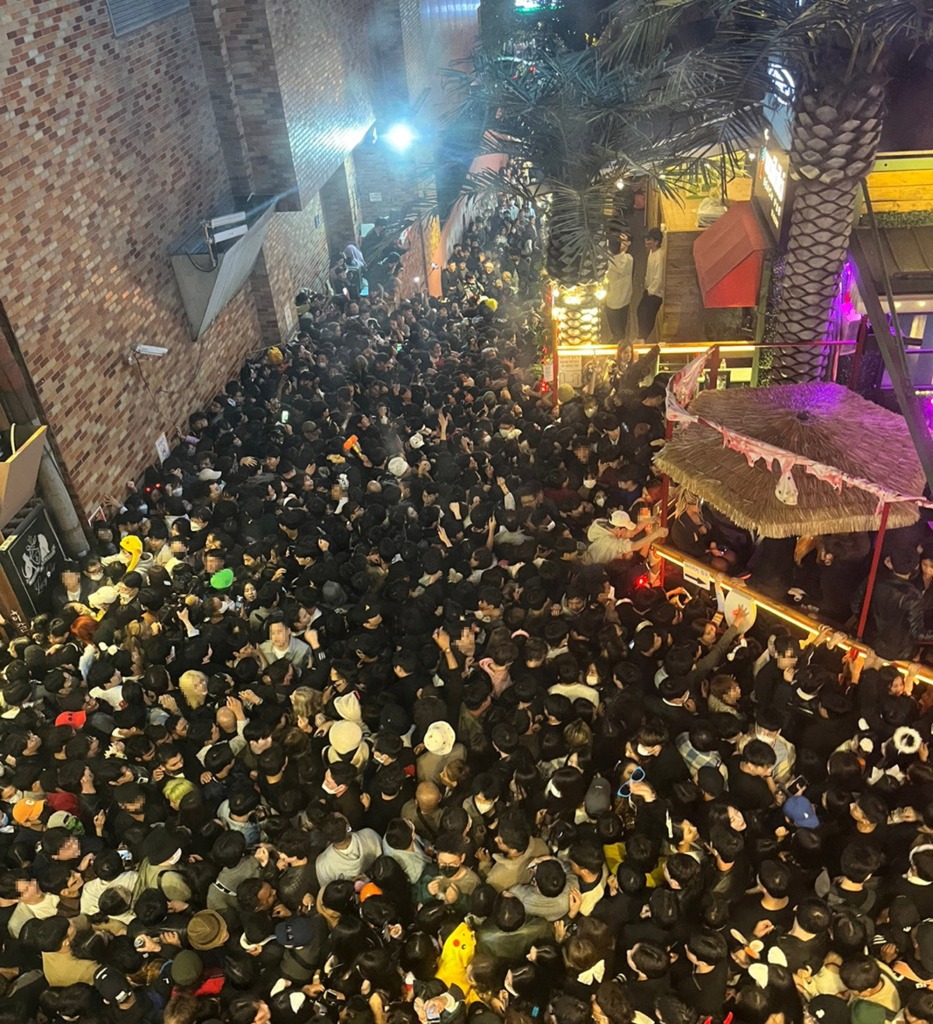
[637,227,665,342]
[315,815,382,888]
[605,232,634,342]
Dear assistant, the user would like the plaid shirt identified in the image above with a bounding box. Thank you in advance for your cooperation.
[675,732,725,778]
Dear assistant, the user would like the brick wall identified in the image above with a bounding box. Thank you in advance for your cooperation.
[0,1,255,513]
[253,199,330,341]
[345,155,363,242]
[266,0,376,206]
[399,0,430,108]
[0,0,386,515]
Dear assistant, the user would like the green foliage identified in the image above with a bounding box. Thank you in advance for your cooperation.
[861,210,933,229]
[446,34,752,284]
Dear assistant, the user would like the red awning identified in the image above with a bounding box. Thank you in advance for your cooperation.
[693,202,770,308]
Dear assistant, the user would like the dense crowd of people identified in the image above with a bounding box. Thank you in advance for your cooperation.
[0,193,932,1024]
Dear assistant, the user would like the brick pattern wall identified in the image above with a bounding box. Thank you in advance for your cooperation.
[252,198,330,341]
[400,0,430,107]
[345,154,363,242]
[0,0,261,514]
[190,0,253,197]
[207,0,299,207]
[267,0,376,207]
[320,163,355,262]
[0,0,384,515]
[279,198,330,297]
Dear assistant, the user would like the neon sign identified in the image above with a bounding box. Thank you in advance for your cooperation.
[761,149,787,229]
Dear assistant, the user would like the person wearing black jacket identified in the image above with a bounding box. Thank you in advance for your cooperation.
[851,548,930,660]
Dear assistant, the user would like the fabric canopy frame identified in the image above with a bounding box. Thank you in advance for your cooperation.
[655,380,925,538]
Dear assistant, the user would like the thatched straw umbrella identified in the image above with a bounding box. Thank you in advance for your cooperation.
[654,383,922,538]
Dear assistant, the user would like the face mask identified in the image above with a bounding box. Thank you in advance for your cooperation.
[322,782,340,795]
[191,523,205,532]
[584,478,597,489]
[86,572,104,582]
[166,849,183,866]
[636,744,656,758]
[439,863,460,878]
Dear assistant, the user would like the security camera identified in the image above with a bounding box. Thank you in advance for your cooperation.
[133,344,168,358]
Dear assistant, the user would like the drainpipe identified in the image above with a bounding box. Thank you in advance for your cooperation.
[0,301,89,556]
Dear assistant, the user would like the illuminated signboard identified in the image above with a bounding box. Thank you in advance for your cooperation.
[760,148,788,230]
[514,0,564,11]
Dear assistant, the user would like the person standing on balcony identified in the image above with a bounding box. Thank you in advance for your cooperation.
[605,232,634,342]
[637,227,665,343]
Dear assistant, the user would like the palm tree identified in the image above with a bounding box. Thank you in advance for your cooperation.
[449,39,749,289]
[602,0,933,382]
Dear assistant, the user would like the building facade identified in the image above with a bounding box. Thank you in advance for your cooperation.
[0,0,428,529]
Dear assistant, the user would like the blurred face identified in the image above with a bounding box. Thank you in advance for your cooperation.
[62,571,81,591]
[776,650,798,671]
[55,837,81,861]
[269,623,290,649]
[16,878,39,900]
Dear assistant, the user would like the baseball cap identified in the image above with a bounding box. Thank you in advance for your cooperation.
[275,917,315,948]
[88,585,119,609]
[94,966,133,1005]
[210,568,235,591]
[47,811,81,832]
[55,711,86,729]
[12,798,45,825]
[609,510,634,529]
[784,795,819,829]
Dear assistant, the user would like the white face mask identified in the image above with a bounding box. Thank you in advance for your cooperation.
[322,781,340,796]
[166,849,183,866]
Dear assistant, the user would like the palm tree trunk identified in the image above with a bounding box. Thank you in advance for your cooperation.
[546,188,608,286]
[770,177,860,381]
[771,78,885,382]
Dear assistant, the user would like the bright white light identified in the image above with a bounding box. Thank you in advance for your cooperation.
[385,123,416,153]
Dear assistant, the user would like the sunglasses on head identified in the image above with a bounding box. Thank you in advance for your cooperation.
[618,765,645,797]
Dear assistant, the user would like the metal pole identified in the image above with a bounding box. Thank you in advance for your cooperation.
[851,194,933,489]
[657,419,674,586]
[856,501,890,640]
[551,303,560,408]
[848,315,868,392]
[709,345,721,390]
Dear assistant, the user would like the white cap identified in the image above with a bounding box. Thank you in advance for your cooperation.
[609,510,634,529]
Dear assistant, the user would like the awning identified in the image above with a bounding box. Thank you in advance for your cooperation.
[693,201,770,308]
[850,224,933,296]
